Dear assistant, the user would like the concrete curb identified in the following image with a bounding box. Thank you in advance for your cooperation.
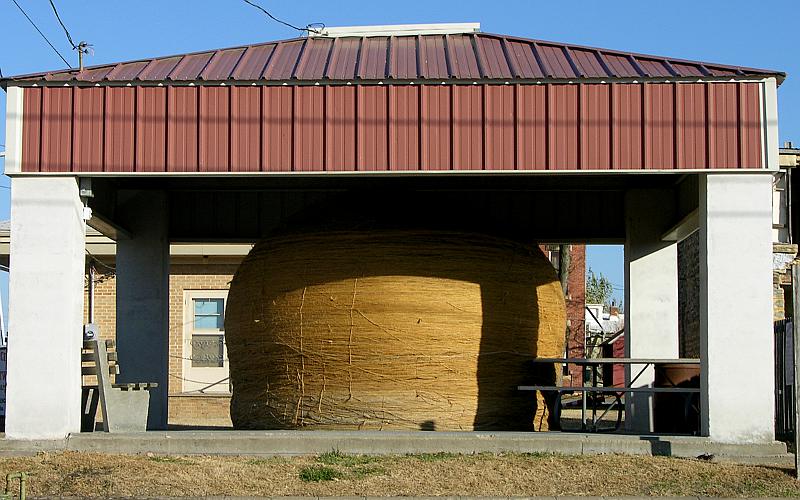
[0,430,792,466]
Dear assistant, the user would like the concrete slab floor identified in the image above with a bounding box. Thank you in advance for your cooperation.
[0,430,792,466]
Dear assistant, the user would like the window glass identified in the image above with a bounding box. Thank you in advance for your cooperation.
[191,334,224,368]
[193,298,224,330]
[184,292,229,393]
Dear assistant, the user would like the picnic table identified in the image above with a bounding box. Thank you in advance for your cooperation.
[518,357,700,432]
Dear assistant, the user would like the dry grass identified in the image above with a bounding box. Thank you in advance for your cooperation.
[0,451,798,497]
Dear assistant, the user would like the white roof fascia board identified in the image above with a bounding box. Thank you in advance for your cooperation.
[763,77,779,171]
[310,23,480,38]
[4,86,23,174]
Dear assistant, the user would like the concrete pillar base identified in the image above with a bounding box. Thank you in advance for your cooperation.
[5,177,86,439]
[700,173,774,443]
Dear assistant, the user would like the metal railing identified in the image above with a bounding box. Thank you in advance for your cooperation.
[775,318,795,442]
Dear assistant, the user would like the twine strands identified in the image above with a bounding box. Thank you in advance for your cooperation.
[226,230,566,431]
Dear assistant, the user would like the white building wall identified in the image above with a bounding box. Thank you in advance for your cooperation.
[5,177,86,439]
[624,189,680,433]
[700,173,774,443]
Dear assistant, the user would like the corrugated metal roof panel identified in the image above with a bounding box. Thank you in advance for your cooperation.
[447,35,481,79]
[294,37,333,80]
[325,37,360,79]
[137,56,182,80]
[537,44,575,78]
[262,40,304,79]
[418,35,449,79]
[389,36,417,79]
[105,61,149,81]
[358,37,388,79]
[169,52,214,80]
[475,37,512,79]
[79,66,114,82]
[671,62,705,77]
[3,32,784,84]
[201,48,246,80]
[571,49,607,78]
[231,44,275,80]
[505,40,544,78]
[637,58,674,77]
[603,54,641,77]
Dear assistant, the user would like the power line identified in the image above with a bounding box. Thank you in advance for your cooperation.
[47,0,77,49]
[8,0,71,68]
[48,0,92,70]
[241,0,323,34]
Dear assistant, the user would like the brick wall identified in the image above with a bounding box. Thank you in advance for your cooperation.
[565,246,586,384]
[678,231,700,358]
[773,243,798,322]
[679,236,797,358]
[84,260,238,428]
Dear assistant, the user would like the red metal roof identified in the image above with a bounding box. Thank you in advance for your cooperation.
[2,32,784,85]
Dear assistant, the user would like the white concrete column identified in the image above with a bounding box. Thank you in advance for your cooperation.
[6,177,86,439]
[115,190,169,430]
[624,189,679,433]
[700,173,774,443]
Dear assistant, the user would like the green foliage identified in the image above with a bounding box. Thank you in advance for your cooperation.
[318,450,378,467]
[298,465,343,482]
[585,267,614,306]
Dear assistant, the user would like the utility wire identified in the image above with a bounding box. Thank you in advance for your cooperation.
[8,0,71,68]
[47,0,77,49]
[241,0,323,34]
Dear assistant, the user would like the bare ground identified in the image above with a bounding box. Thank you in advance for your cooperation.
[0,451,797,498]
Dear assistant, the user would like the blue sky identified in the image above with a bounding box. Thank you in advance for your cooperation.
[1,0,798,317]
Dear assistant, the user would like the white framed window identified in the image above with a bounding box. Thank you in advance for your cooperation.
[182,290,230,394]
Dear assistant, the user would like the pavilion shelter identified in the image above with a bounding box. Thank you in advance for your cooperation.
[0,23,784,443]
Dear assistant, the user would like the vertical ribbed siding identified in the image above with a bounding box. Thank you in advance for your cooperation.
[231,86,261,172]
[22,87,42,172]
[452,86,483,170]
[104,87,135,172]
[388,85,419,171]
[708,83,739,169]
[262,86,292,172]
[645,84,675,169]
[516,85,546,170]
[580,84,611,170]
[325,86,356,171]
[548,85,578,169]
[22,82,764,173]
[420,85,451,170]
[199,87,230,172]
[612,84,642,170]
[739,82,763,168]
[294,86,324,171]
[72,87,104,172]
[676,83,707,169]
[357,86,388,171]
[41,86,73,172]
[135,86,166,172]
[167,86,198,172]
[484,85,514,170]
